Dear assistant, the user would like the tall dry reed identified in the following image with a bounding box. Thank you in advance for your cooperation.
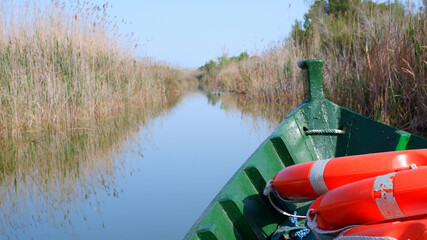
[203,1,427,136]
[0,0,181,137]
[0,0,185,234]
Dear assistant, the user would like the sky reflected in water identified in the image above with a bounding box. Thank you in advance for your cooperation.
[9,91,283,239]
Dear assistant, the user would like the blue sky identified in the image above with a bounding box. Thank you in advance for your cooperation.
[91,0,310,68]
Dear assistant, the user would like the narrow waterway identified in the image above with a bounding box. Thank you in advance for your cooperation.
[2,91,293,239]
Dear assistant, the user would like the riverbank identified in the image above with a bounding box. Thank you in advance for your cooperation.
[0,0,190,138]
[198,1,426,136]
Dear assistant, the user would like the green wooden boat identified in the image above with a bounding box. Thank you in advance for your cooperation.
[184,59,427,240]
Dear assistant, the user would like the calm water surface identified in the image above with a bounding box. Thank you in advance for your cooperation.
[3,91,291,239]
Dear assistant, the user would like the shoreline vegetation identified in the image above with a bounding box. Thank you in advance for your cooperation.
[0,0,188,138]
[197,0,427,137]
[0,0,190,232]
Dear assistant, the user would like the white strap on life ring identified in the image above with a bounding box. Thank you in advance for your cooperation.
[309,159,331,195]
[373,172,406,220]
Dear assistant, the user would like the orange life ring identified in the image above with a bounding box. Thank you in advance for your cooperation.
[336,218,427,240]
[307,167,427,233]
[270,149,427,201]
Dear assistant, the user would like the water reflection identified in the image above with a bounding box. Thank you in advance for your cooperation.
[0,91,292,239]
[0,94,182,237]
[205,91,296,130]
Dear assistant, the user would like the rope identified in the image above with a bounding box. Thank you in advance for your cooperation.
[306,209,361,235]
[263,180,307,218]
[270,225,309,240]
[292,228,311,240]
[336,227,397,240]
[334,236,397,240]
[270,211,310,240]
[304,129,345,135]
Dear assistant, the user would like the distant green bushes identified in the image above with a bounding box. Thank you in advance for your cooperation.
[198,51,250,90]
[200,51,249,76]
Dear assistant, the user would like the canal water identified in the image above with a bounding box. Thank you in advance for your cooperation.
[2,91,293,239]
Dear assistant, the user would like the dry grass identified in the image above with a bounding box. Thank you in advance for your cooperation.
[0,0,182,137]
[203,1,427,136]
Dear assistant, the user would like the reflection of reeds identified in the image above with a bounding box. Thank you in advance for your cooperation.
[0,93,182,235]
[0,0,182,137]
[206,92,294,132]
[202,2,427,136]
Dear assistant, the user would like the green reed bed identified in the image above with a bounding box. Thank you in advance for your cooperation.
[199,0,427,136]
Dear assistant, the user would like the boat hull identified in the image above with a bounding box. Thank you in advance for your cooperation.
[184,59,427,240]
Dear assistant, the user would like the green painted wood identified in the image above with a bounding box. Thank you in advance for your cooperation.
[298,59,325,101]
[195,225,218,240]
[395,130,411,150]
[184,59,427,240]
